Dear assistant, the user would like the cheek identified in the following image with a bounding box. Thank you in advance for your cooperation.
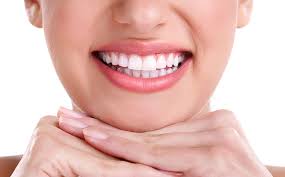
[185,0,238,88]
[42,2,93,57]
[169,0,239,109]
[196,0,238,53]
[38,0,240,130]
[41,1,99,104]
[193,0,238,59]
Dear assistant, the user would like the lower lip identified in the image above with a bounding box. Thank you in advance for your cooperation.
[92,56,192,93]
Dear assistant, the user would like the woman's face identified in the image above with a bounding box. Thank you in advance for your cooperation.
[26,0,252,132]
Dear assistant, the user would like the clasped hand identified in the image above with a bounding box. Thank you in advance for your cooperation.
[11,108,273,177]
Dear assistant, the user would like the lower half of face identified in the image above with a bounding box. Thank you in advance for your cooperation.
[42,0,238,132]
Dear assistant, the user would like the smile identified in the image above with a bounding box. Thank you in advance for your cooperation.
[91,41,193,93]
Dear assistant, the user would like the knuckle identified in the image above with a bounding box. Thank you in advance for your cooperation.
[33,126,51,142]
[134,144,160,166]
[218,109,235,116]
[214,109,235,119]
[37,115,57,127]
[109,162,146,177]
[32,116,59,146]
[27,131,60,166]
[31,126,59,153]
[98,159,121,177]
[96,162,109,176]
[23,117,66,172]
[209,145,230,160]
[216,127,240,146]
[147,145,164,163]
[213,109,239,128]
[149,144,161,157]
[142,134,157,144]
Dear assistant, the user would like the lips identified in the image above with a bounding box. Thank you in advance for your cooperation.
[90,41,193,93]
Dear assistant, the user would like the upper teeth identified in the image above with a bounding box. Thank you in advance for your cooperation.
[99,52,185,71]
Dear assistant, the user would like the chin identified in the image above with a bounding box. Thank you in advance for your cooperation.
[101,114,182,132]
[85,104,195,132]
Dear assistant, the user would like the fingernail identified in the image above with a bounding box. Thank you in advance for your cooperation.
[58,106,86,119]
[59,116,88,129]
[83,128,108,140]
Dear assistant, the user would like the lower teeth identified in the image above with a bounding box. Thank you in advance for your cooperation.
[108,64,179,78]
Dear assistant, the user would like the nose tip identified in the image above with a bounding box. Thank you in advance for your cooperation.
[112,0,166,34]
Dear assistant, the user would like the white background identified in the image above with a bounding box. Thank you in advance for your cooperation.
[0,1,284,166]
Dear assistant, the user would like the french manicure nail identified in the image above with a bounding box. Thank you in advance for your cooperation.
[59,116,88,129]
[83,128,108,140]
[59,106,86,119]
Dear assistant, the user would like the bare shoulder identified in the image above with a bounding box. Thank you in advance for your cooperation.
[267,166,285,177]
[0,155,22,177]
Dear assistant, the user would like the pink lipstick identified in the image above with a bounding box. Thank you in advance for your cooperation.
[91,41,193,93]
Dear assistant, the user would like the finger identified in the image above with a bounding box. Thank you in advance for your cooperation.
[58,107,245,147]
[38,116,115,160]
[83,127,206,172]
[58,106,115,130]
[67,147,174,177]
[59,108,247,146]
[58,111,141,142]
[149,110,247,140]
[58,115,88,138]
[144,129,242,148]
[58,116,183,176]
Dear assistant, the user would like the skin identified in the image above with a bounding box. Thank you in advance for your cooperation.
[10,116,175,177]
[58,109,275,176]
[0,0,284,176]
[25,0,250,132]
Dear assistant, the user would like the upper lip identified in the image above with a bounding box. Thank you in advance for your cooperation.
[92,40,193,56]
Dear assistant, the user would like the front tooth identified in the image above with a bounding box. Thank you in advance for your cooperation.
[128,55,142,70]
[159,69,166,76]
[105,53,112,64]
[150,70,159,78]
[111,52,119,65]
[142,55,157,71]
[101,53,111,64]
[173,55,179,67]
[178,55,184,63]
[142,71,150,78]
[133,70,141,78]
[100,53,107,62]
[118,53,129,67]
[167,53,174,67]
[156,54,167,69]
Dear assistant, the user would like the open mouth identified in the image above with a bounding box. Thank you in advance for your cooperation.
[90,41,193,92]
[92,51,192,78]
